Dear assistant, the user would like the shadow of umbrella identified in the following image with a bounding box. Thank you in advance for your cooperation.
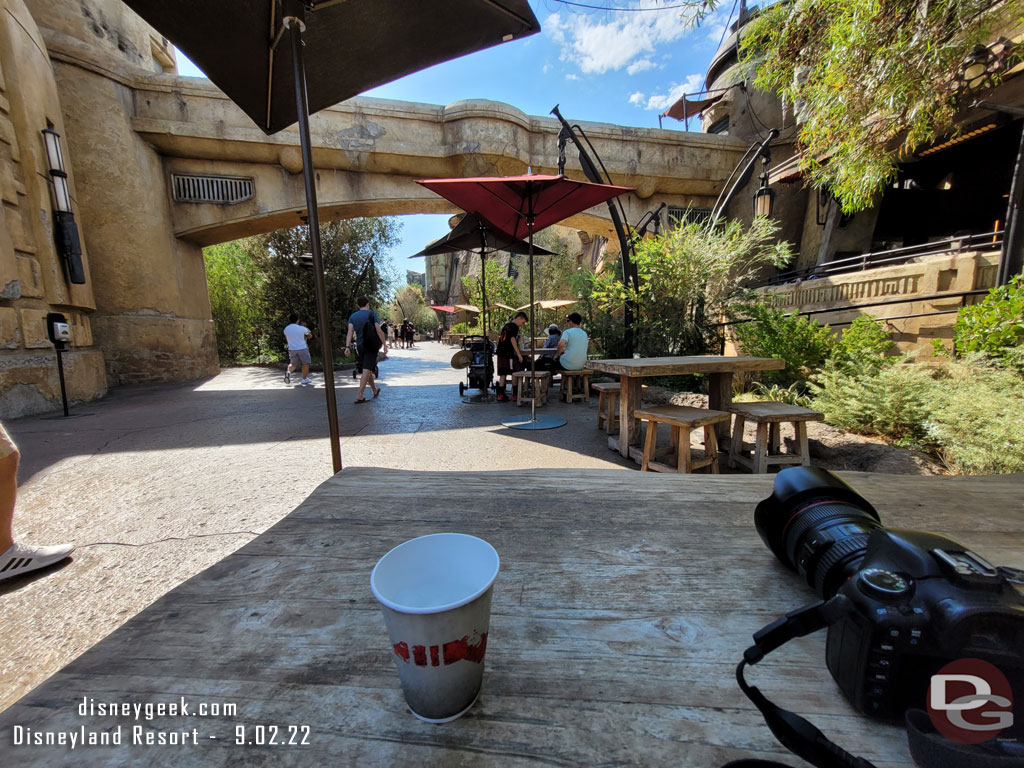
[416,174,632,429]
[119,0,540,472]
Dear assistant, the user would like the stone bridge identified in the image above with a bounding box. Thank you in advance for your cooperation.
[2,0,750,416]
[132,77,748,248]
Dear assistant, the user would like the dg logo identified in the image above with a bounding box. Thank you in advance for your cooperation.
[927,658,1015,744]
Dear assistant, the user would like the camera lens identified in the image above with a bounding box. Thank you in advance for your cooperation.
[755,467,883,598]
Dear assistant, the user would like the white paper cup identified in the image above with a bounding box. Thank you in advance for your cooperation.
[371,533,500,723]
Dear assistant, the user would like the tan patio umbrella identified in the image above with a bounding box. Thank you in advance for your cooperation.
[119,0,540,473]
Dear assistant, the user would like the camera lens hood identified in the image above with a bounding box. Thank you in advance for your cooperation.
[755,466,880,570]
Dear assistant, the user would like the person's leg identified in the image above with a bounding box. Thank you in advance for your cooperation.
[300,349,312,383]
[0,448,17,554]
[357,369,371,399]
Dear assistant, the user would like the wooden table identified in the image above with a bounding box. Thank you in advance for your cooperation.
[3,469,1021,767]
[586,356,786,460]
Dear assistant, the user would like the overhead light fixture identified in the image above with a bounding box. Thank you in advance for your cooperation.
[41,127,86,284]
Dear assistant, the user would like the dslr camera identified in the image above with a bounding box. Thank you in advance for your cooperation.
[754,466,1024,720]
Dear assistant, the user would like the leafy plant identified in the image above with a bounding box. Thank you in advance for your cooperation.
[736,382,814,408]
[949,274,1024,374]
[204,239,265,363]
[731,300,836,387]
[923,360,1024,474]
[461,258,524,314]
[834,315,896,372]
[734,0,1008,212]
[589,216,792,358]
[809,360,935,440]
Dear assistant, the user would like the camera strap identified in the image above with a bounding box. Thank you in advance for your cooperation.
[735,597,878,768]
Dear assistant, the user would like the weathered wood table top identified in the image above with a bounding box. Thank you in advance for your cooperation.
[586,356,786,459]
[3,469,1022,767]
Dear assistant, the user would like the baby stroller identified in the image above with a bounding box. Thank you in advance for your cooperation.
[457,335,494,396]
[351,345,381,380]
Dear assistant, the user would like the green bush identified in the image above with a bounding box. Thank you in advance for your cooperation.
[732,301,836,388]
[809,359,934,440]
[948,275,1024,375]
[735,382,813,408]
[923,360,1024,475]
[834,315,895,371]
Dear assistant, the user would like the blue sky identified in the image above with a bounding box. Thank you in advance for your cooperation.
[174,0,737,283]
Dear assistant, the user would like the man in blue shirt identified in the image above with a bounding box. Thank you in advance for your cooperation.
[344,296,387,403]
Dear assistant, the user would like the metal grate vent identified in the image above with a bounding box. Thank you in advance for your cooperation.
[171,174,254,204]
[667,207,712,226]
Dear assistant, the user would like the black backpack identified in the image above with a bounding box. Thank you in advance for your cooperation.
[361,313,381,353]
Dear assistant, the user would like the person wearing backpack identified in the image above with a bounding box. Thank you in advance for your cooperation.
[344,296,387,404]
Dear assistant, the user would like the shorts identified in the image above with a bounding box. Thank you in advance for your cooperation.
[359,347,379,373]
[497,355,522,376]
[0,421,16,460]
[289,348,311,367]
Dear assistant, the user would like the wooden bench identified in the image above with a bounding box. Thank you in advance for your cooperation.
[592,381,648,434]
[558,368,593,403]
[634,405,731,474]
[512,370,551,407]
[727,401,825,474]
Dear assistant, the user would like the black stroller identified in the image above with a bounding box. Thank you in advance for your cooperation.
[457,335,494,396]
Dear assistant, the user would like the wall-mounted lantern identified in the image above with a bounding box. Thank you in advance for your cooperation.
[753,152,775,218]
[41,127,86,284]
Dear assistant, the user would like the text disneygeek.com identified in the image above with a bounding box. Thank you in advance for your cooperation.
[9,697,312,749]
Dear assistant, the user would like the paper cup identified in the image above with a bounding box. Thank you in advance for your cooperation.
[371,533,500,723]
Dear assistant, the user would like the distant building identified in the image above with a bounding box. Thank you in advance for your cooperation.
[406,270,426,289]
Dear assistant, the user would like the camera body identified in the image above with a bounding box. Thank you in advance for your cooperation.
[756,467,1024,720]
[826,527,1024,718]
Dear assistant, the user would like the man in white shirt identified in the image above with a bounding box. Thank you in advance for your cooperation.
[283,314,313,386]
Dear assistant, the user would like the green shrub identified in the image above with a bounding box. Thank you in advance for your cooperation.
[834,315,895,371]
[732,301,836,388]
[809,360,934,440]
[735,382,813,408]
[950,275,1024,373]
[923,361,1024,475]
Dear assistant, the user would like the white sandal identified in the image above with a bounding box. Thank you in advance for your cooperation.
[0,541,74,581]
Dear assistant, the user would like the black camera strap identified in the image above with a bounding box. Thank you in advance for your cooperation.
[736,597,878,768]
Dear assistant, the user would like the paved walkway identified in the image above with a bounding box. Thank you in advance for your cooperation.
[0,341,632,712]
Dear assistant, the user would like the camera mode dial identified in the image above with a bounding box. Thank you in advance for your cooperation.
[858,569,910,600]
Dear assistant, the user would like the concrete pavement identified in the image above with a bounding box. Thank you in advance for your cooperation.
[0,341,632,712]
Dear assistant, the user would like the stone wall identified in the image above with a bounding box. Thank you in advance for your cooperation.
[753,250,1000,352]
[0,0,106,417]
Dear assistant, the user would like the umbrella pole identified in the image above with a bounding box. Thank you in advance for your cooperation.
[287,16,342,473]
[528,219,537,421]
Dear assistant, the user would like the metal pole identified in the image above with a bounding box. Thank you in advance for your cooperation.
[999,119,1024,285]
[55,348,69,417]
[286,16,342,473]
[528,209,537,421]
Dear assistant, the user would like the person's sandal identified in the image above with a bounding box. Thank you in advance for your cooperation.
[372,386,381,398]
[354,397,368,404]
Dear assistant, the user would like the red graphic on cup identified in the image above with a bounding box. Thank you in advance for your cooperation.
[393,632,488,667]
[927,658,1014,744]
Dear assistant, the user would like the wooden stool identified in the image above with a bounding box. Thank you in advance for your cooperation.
[558,369,592,403]
[512,370,551,407]
[593,382,648,434]
[634,405,730,474]
[727,402,824,473]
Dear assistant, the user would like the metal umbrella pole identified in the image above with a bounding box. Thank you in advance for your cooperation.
[286,16,342,472]
[503,187,566,430]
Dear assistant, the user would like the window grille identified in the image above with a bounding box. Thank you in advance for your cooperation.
[171,174,254,204]
[667,207,713,226]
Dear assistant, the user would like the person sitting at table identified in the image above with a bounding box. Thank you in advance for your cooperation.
[543,324,561,349]
[496,311,527,402]
[536,313,588,388]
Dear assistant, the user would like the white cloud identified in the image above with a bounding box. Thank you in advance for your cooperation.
[565,73,579,81]
[543,7,695,76]
[633,73,704,111]
[627,59,655,75]
[542,63,550,74]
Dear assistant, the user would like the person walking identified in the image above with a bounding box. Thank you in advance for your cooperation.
[345,296,387,403]
[283,313,314,386]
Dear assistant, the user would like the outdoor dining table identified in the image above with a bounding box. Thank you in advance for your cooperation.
[1,468,1021,766]
[586,356,786,460]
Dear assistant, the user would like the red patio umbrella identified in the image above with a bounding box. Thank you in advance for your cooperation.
[415,174,633,428]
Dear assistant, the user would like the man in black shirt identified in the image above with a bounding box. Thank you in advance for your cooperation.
[496,311,527,402]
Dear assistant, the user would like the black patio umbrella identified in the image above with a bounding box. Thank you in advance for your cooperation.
[121,0,540,472]
[411,213,556,344]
